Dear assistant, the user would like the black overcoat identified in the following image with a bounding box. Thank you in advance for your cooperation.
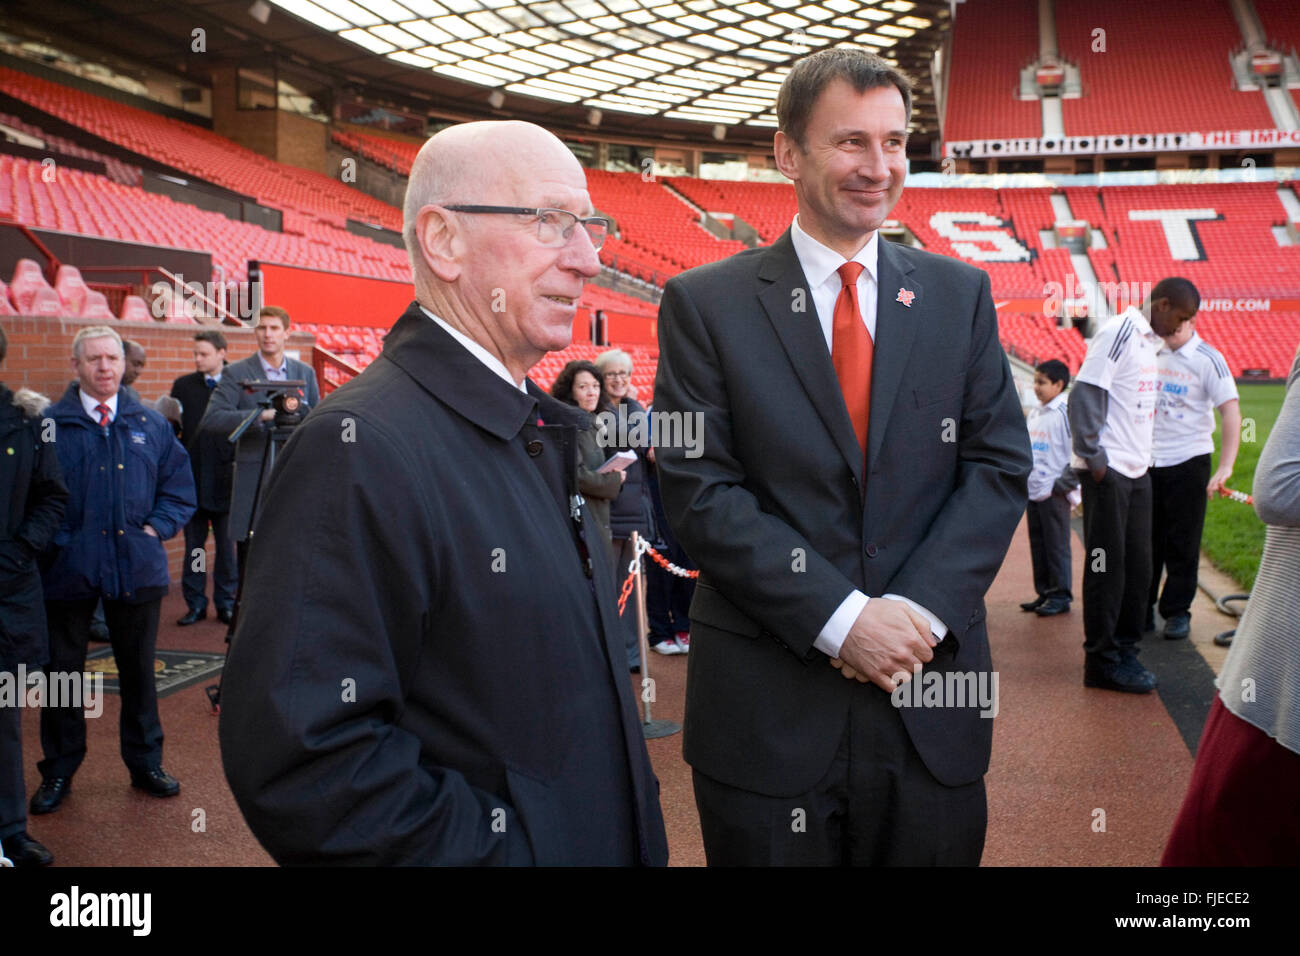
[0,385,67,669]
[218,304,668,866]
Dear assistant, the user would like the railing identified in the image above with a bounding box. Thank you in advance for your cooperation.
[312,345,362,396]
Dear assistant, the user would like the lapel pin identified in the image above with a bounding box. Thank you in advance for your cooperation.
[896,287,915,308]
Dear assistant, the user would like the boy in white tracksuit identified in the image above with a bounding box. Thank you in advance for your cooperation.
[1022,359,1080,616]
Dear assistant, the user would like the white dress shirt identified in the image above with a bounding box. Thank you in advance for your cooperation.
[787,218,949,657]
[259,353,288,381]
[420,305,528,393]
[80,389,118,424]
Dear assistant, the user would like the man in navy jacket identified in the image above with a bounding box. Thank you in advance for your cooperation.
[31,326,195,815]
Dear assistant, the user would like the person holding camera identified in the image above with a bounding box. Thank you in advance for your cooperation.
[199,307,319,559]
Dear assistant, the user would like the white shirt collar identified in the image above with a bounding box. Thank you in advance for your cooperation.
[1119,305,1159,340]
[1045,391,1068,411]
[1165,329,1203,357]
[259,353,286,377]
[419,305,527,393]
[790,216,878,291]
[79,388,118,423]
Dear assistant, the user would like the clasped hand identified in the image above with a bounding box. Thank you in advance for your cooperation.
[830,598,936,693]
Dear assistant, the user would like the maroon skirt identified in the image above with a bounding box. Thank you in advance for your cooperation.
[1162,696,1300,866]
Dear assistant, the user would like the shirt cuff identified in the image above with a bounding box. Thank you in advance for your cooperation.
[813,590,868,657]
[881,593,949,641]
[813,591,950,659]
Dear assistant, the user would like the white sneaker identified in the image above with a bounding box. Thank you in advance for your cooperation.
[652,640,684,655]
[675,632,690,653]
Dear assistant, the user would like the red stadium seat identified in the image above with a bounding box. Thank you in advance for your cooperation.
[79,290,115,320]
[55,264,90,315]
[28,286,63,316]
[119,295,151,322]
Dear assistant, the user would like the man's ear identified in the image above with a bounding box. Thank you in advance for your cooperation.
[416,205,462,283]
[773,130,801,182]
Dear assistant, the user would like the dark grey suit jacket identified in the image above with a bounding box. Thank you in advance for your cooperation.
[199,352,320,540]
[653,230,1032,794]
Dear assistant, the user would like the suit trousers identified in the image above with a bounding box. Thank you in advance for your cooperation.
[1079,469,1153,666]
[182,508,237,614]
[0,702,27,839]
[691,679,987,865]
[1026,494,1073,599]
[1148,454,1211,619]
[39,597,164,779]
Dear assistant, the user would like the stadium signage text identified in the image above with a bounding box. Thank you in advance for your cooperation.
[944,129,1300,158]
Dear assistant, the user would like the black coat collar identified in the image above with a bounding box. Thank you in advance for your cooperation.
[380,301,590,441]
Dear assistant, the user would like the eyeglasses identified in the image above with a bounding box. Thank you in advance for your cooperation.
[603,370,631,379]
[444,205,610,251]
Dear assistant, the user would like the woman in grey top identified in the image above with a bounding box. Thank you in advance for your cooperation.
[1162,348,1300,865]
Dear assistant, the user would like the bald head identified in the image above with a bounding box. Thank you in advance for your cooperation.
[400,120,602,385]
[403,121,585,288]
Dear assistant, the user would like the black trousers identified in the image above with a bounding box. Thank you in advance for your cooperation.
[1026,494,1073,599]
[1148,453,1212,619]
[692,683,986,865]
[39,597,163,779]
[182,508,237,615]
[1079,469,1153,666]
[0,702,26,839]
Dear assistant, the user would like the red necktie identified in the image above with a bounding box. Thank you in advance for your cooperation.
[832,261,873,457]
[96,403,111,427]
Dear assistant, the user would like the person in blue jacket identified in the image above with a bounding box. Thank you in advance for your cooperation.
[30,325,195,816]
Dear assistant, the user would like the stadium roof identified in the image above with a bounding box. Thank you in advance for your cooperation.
[4,0,948,150]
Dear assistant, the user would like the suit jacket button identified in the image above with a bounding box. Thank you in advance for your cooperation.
[865,543,878,557]
[526,440,543,456]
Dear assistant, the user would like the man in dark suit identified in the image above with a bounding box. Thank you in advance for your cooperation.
[200,307,320,552]
[170,329,237,626]
[653,48,1032,866]
[217,120,668,865]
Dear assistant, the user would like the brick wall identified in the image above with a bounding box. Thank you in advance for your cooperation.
[1,314,317,584]
[277,110,327,176]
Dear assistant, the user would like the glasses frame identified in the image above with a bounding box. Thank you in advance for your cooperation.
[444,205,610,251]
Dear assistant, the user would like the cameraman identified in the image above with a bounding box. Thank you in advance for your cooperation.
[199,307,319,563]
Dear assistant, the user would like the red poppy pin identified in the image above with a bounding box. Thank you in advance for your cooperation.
[896,287,915,307]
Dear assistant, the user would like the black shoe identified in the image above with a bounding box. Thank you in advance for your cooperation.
[1163,613,1191,640]
[130,767,180,798]
[88,623,110,643]
[0,830,53,867]
[216,607,235,626]
[1035,596,1071,616]
[177,607,206,626]
[1144,606,1156,633]
[30,777,71,815]
[1085,659,1157,694]
[1020,595,1046,612]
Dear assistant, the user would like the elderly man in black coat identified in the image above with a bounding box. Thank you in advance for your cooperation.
[0,326,68,867]
[217,121,668,865]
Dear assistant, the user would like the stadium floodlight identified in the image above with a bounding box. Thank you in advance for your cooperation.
[587,108,602,127]
[487,89,505,109]
[712,124,726,141]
